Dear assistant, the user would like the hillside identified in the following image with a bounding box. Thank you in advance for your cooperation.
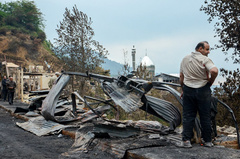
[101,58,123,77]
[0,30,130,75]
[101,58,133,77]
[0,31,62,72]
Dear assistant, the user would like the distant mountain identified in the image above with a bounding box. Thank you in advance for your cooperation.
[101,58,131,77]
[101,58,122,77]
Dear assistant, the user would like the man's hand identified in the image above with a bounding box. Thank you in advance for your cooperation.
[180,72,184,87]
[208,67,218,86]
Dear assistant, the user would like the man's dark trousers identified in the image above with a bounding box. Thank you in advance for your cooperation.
[2,89,7,101]
[8,91,14,105]
[182,83,212,142]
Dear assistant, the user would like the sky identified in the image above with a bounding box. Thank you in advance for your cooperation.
[1,0,239,84]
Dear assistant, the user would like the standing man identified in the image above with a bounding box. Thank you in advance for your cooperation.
[1,76,8,101]
[178,41,218,148]
[48,72,61,89]
[7,76,16,105]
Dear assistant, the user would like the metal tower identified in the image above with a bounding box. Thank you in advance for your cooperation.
[132,45,136,71]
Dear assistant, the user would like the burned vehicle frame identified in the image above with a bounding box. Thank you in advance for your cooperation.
[41,71,240,148]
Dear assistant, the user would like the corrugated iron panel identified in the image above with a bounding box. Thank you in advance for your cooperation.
[16,116,71,136]
[102,82,143,112]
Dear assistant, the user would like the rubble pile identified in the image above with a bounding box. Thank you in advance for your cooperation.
[5,72,239,158]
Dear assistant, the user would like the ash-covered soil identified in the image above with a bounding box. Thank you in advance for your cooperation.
[0,108,74,159]
[1,104,240,159]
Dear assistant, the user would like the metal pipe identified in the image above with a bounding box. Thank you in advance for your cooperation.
[215,97,240,148]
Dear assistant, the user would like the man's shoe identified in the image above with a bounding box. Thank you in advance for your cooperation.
[176,140,192,148]
[200,138,214,147]
[203,142,214,147]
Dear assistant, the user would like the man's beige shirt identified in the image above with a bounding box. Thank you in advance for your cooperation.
[180,51,216,88]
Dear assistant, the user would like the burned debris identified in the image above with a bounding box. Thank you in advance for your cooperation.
[12,71,240,158]
[41,74,71,121]
[39,72,183,132]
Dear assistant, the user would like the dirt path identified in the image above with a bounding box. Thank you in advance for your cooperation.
[0,108,74,159]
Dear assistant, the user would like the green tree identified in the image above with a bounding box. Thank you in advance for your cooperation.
[0,0,44,33]
[54,5,108,94]
[213,68,240,127]
[200,0,240,63]
[201,0,240,127]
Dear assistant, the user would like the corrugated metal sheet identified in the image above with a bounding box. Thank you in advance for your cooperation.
[16,116,71,136]
[102,81,143,112]
[41,74,70,121]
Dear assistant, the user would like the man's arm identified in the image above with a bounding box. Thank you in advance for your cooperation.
[209,67,218,85]
[180,72,184,87]
[179,72,184,98]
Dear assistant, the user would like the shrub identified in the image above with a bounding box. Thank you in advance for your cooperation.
[11,28,20,35]
[37,31,46,42]
[7,40,20,53]
[16,33,27,41]
[0,28,7,35]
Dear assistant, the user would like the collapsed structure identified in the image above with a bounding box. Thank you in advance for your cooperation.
[41,72,182,130]
[15,71,240,158]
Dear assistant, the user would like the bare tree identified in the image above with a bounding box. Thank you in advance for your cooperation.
[118,49,130,76]
[54,5,108,94]
[136,63,149,80]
